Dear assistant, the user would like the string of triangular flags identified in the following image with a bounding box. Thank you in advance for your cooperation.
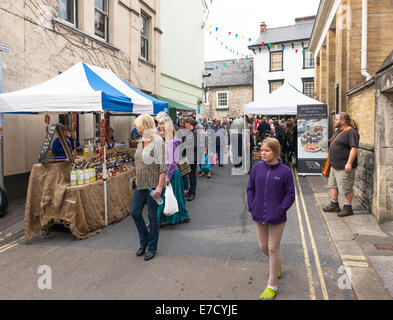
[203,23,313,57]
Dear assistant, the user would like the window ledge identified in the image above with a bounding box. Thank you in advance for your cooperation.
[269,69,284,72]
[216,106,229,110]
[52,18,120,52]
[138,57,156,70]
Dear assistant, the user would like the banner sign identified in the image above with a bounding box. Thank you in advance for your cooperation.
[297,104,329,175]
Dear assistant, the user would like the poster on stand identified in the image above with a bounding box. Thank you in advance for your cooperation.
[297,104,329,175]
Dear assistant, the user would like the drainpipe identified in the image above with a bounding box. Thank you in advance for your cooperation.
[361,0,372,81]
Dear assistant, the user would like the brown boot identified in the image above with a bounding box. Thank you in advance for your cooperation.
[322,201,341,212]
[337,205,354,217]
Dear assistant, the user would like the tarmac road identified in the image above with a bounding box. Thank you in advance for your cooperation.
[0,164,356,300]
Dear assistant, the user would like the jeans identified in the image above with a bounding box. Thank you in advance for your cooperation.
[189,163,197,195]
[130,188,159,253]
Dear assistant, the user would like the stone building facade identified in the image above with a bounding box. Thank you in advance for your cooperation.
[0,0,163,198]
[309,0,393,222]
[203,59,253,120]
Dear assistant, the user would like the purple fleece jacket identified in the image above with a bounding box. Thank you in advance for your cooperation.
[166,137,182,180]
[247,161,295,225]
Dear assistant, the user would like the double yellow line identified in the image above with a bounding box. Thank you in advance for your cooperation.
[292,168,329,300]
[0,238,21,254]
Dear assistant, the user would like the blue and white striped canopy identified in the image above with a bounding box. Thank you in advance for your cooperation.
[0,62,168,114]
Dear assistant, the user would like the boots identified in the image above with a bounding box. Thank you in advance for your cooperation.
[337,205,354,217]
[322,201,341,213]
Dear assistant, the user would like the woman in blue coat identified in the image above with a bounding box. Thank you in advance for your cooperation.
[247,138,295,300]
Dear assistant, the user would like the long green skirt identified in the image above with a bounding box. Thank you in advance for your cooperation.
[158,170,190,225]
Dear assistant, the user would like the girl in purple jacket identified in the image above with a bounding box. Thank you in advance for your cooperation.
[247,138,295,300]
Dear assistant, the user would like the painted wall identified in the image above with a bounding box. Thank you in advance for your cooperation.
[160,0,204,116]
[253,42,315,102]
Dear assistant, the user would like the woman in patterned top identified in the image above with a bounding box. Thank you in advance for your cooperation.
[131,114,166,261]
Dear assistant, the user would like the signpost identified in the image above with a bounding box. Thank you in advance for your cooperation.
[297,104,329,176]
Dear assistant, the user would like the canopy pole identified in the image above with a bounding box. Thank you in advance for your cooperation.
[101,111,108,226]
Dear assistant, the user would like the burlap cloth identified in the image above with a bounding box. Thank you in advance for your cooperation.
[24,162,135,242]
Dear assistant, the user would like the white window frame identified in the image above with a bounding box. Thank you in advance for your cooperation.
[57,0,77,26]
[140,13,149,61]
[216,91,228,109]
[303,78,315,98]
[304,48,315,69]
[94,0,109,41]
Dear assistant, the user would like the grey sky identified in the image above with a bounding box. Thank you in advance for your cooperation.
[204,0,321,62]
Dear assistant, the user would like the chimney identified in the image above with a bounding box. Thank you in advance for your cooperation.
[260,22,267,34]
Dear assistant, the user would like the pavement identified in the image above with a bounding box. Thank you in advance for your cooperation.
[306,174,393,300]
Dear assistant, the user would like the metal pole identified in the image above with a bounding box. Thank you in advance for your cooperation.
[102,111,108,226]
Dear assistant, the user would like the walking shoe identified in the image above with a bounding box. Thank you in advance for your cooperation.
[207,172,211,179]
[322,201,341,213]
[144,251,156,261]
[186,193,195,201]
[136,247,147,256]
[337,205,354,217]
[259,287,278,300]
[199,172,205,177]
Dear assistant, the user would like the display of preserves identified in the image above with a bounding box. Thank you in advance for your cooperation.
[69,149,135,186]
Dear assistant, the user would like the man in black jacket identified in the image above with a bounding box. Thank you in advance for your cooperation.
[257,117,271,142]
[273,120,287,165]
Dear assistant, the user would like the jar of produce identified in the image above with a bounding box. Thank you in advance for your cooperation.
[84,168,90,184]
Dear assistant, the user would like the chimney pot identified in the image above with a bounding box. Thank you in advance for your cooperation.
[260,22,267,34]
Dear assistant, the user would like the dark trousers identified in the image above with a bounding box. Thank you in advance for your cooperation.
[182,173,190,191]
[189,163,197,195]
[130,188,159,253]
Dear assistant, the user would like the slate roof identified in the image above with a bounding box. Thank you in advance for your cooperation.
[204,58,253,88]
[249,20,315,48]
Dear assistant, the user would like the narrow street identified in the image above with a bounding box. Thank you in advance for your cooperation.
[0,164,356,300]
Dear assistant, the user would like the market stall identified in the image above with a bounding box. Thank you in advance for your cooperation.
[243,82,327,173]
[0,61,168,241]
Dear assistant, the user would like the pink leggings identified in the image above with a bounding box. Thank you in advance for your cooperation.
[256,222,286,287]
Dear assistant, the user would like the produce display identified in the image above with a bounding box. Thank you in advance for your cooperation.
[70,150,135,186]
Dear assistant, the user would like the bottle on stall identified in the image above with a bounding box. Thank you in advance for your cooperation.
[149,188,163,205]
[89,139,95,155]
[84,167,90,184]
[77,169,84,185]
[70,167,77,186]
[83,139,89,157]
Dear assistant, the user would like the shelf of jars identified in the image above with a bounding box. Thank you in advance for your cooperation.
[69,148,136,187]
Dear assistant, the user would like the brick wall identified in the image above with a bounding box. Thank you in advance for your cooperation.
[204,85,253,120]
[348,86,375,146]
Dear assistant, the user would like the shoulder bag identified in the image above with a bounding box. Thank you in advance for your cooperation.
[322,127,351,177]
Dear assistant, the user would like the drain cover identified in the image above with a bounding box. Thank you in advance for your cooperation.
[374,243,393,250]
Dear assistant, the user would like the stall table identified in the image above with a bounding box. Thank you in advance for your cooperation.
[24,161,135,242]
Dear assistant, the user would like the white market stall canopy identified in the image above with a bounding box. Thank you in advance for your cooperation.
[244,82,323,115]
[0,61,168,114]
